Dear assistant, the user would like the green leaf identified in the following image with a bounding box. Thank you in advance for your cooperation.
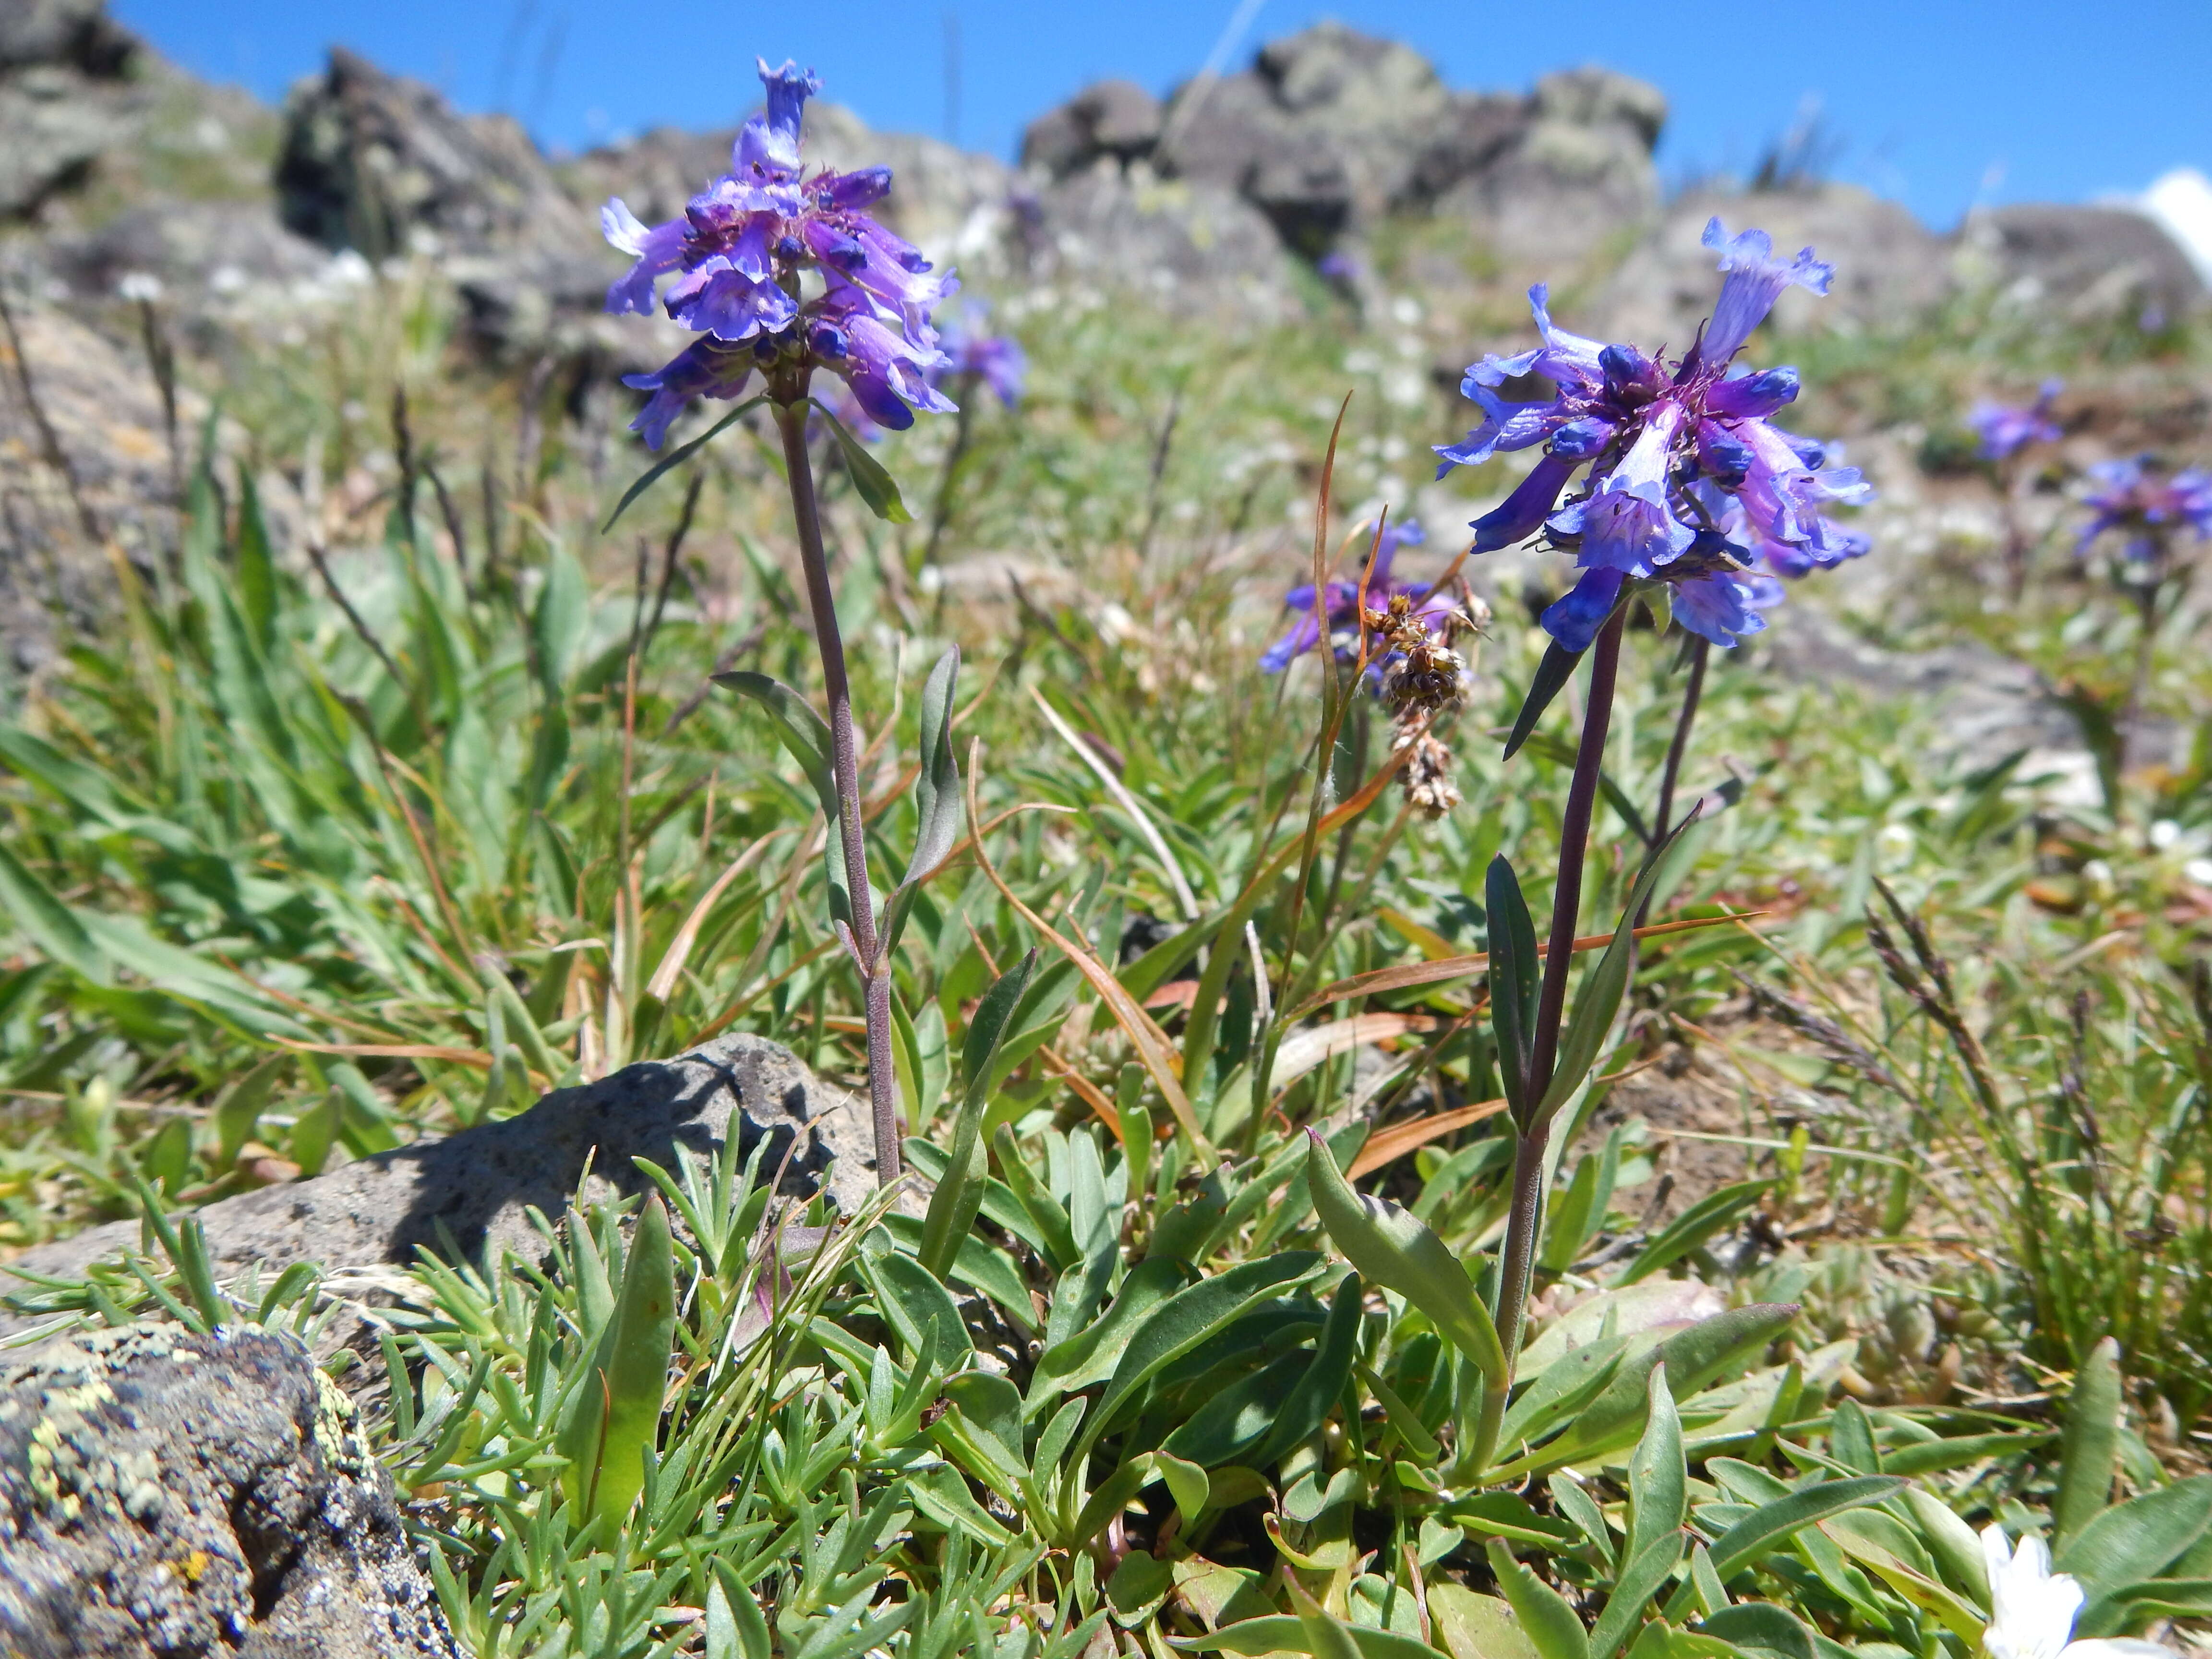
[865,1243,973,1372]
[556,1193,677,1528]
[1901,1486,1991,1607]
[1158,1451,1210,1519]
[1706,1477,1906,1580]
[1253,1270,1365,1467]
[921,951,1037,1280]
[1827,1399,1880,1474]
[1075,1252,1322,1458]
[1589,1534,1685,1659]
[1305,1130,1505,1384]
[1488,1539,1591,1659]
[603,397,765,531]
[2056,1473,2212,1596]
[213,1055,289,1167]
[1697,1605,1813,1659]
[810,399,913,523]
[1882,1431,2049,1478]
[713,670,855,926]
[0,840,109,985]
[2055,1335,2123,1548]
[1504,639,1587,761]
[1177,1617,1444,1659]
[1628,1365,1686,1563]
[1531,822,1700,1126]
[1162,1351,1307,1468]
[1285,1571,1371,1659]
[1617,1181,1774,1286]
[884,647,964,953]
[1428,1587,1541,1659]
[1487,855,1539,1118]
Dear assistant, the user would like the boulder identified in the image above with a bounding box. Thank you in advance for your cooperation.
[275,47,570,260]
[1958,203,2206,324]
[0,63,133,215]
[1599,184,1953,347]
[0,299,179,678]
[0,1321,461,1658]
[0,0,134,74]
[1021,79,1163,179]
[0,1034,877,1334]
[1442,68,1667,267]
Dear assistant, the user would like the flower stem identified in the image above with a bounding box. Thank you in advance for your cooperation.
[776,400,902,1185]
[1638,634,1708,928]
[1476,602,1626,1470]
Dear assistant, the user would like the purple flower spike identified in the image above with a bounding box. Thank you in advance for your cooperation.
[1970,378,2064,462]
[1699,218,1833,365]
[2079,455,2212,563]
[601,57,956,447]
[1436,221,1869,649]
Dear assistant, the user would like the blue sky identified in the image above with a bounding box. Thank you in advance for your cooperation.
[115,0,2208,229]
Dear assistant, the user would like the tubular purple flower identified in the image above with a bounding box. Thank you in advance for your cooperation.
[2080,455,2212,560]
[1474,454,1583,553]
[1541,567,1626,652]
[1437,222,1868,649]
[1699,218,1833,364]
[1970,378,2064,461]
[600,57,957,446]
[1551,401,1695,573]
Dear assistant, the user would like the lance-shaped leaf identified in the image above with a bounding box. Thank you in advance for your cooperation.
[1706,1475,1906,1579]
[603,396,766,531]
[0,841,109,985]
[810,399,913,523]
[1305,1130,1504,1385]
[1627,1364,1686,1563]
[2054,1334,2122,1549]
[919,951,1036,1280]
[1284,1571,1370,1659]
[1487,855,1539,1119]
[556,1193,677,1529]
[882,646,963,955]
[713,671,855,926]
[1529,815,1700,1127]
[1487,1539,1590,1659]
[1504,638,1586,760]
[1073,1252,1322,1459]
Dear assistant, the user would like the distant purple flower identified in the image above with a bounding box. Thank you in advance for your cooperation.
[1969,379,2063,462]
[1436,218,1870,650]
[1261,519,1448,676]
[2078,455,2212,564]
[941,317,1027,409]
[601,59,957,447]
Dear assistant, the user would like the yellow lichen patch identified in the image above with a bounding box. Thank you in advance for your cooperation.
[171,1549,212,1584]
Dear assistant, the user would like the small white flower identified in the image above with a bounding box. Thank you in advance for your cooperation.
[1979,1525,2176,1659]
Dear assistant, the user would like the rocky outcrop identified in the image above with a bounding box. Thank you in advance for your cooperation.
[1599,184,1954,346]
[1024,26,1666,274]
[0,1321,461,1658]
[0,0,138,217]
[0,299,180,674]
[1959,203,2207,324]
[0,1035,875,1328]
[276,47,566,259]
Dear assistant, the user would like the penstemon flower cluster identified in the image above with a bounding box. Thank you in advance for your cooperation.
[1436,220,1870,651]
[601,59,959,447]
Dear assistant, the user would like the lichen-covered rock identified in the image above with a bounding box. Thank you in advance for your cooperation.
[0,1321,461,1658]
[0,1034,874,1331]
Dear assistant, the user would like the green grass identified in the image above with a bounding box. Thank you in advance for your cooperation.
[4,257,2212,1659]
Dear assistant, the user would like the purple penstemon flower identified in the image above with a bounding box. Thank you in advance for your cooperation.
[2078,455,2212,565]
[1435,218,1872,651]
[602,58,958,447]
[1970,379,2064,462]
[1261,519,1449,678]
[941,315,1027,409]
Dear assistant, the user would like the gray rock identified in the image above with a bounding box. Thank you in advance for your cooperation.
[1012,163,1294,313]
[1599,184,1952,347]
[0,0,133,75]
[0,63,132,216]
[1433,68,1666,269]
[0,1035,878,1322]
[0,298,177,679]
[1958,203,2206,324]
[0,1321,461,1658]
[1021,79,1163,178]
[276,47,570,260]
